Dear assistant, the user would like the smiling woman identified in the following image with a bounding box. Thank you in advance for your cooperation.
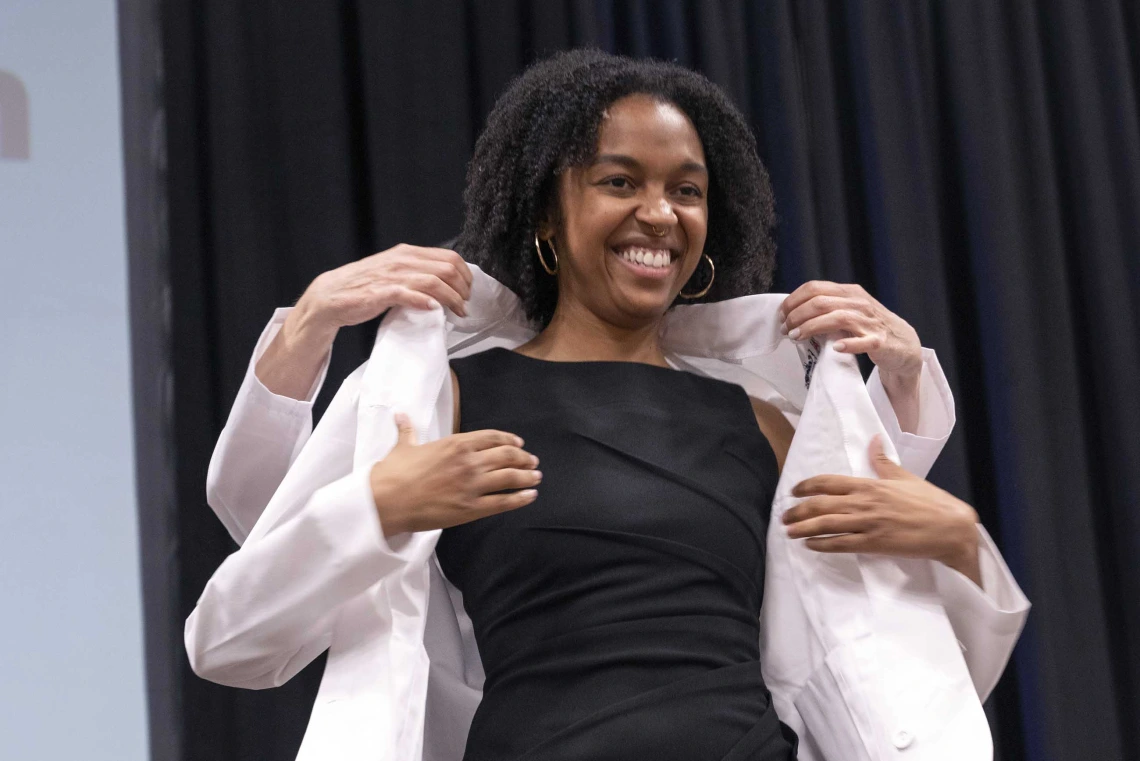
[193,49,1028,761]
[458,50,775,330]
[430,54,800,759]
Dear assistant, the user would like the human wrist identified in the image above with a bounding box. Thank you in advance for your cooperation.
[936,511,982,585]
[369,463,407,538]
[283,294,339,353]
[940,535,978,569]
[879,363,921,434]
[253,303,335,400]
[879,361,922,402]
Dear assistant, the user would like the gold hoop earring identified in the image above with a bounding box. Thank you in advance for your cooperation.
[649,225,666,237]
[534,234,558,275]
[679,254,715,299]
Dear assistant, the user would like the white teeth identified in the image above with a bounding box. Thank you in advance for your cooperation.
[616,247,671,268]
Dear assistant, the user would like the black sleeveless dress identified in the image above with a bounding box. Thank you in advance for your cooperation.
[435,348,798,761]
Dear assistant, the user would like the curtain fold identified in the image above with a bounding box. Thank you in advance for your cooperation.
[158,2,1139,759]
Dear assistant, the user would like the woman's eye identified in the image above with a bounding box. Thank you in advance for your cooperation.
[603,177,632,189]
[677,185,703,198]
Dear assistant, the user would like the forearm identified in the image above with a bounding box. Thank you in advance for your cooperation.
[879,367,921,435]
[207,306,334,544]
[940,533,983,587]
[255,304,336,401]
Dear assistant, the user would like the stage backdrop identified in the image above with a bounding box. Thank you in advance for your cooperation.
[0,1,149,759]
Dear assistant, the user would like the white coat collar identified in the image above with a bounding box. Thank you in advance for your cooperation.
[442,264,813,408]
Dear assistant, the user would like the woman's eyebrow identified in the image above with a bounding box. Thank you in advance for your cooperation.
[591,153,641,169]
[590,153,708,175]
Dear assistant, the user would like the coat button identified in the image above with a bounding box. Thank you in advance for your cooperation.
[893,729,914,749]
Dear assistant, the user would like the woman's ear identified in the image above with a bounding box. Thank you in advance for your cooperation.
[536,202,561,241]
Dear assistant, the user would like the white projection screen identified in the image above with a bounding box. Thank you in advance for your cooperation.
[0,1,151,758]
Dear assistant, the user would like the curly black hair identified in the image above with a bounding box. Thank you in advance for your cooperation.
[456,49,776,327]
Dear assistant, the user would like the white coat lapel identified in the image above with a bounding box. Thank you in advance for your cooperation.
[352,305,457,761]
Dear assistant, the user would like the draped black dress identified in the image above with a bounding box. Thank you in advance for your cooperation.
[435,348,798,760]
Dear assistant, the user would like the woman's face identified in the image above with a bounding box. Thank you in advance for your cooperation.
[547,93,709,328]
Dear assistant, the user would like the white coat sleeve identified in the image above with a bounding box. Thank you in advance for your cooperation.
[930,525,1030,700]
[206,307,331,545]
[186,367,419,690]
[866,347,954,480]
[869,347,1031,701]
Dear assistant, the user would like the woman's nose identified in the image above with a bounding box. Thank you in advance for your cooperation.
[636,195,677,228]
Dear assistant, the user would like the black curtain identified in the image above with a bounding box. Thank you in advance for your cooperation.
[157,2,1140,760]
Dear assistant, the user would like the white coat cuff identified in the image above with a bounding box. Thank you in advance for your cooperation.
[933,524,1030,626]
[931,524,1030,699]
[238,308,331,432]
[315,465,421,574]
[867,348,954,478]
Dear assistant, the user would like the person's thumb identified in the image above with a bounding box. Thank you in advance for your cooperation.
[394,412,418,447]
[869,434,909,480]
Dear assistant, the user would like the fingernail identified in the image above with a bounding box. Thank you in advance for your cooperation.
[516,436,525,447]
[533,471,543,482]
[779,322,788,335]
[531,455,540,467]
[520,489,538,500]
[427,298,440,310]
[788,327,801,340]
[834,341,846,351]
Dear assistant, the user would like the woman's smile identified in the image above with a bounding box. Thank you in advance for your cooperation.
[610,242,681,279]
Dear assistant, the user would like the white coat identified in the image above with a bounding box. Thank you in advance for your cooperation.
[186,266,1029,761]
